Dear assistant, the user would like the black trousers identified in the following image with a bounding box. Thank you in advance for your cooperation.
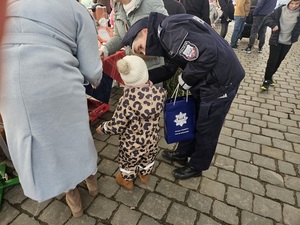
[220,22,229,38]
[176,86,239,171]
[264,44,291,80]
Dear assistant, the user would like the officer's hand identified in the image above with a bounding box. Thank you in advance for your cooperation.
[99,45,108,59]
[178,73,192,90]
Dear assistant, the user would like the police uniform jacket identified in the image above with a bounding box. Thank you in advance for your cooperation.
[142,13,245,101]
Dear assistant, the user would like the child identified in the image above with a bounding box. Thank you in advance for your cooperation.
[96,55,167,190]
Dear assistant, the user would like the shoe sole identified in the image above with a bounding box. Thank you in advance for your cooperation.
[173,171,202,180]
[162,154,187,166]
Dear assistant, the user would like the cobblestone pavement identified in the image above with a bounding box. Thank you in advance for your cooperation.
[1,24,300,225]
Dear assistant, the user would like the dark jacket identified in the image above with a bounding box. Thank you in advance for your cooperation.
[180,0,211,25]
[253,0,276,16]
[217,0,234,23]
[145,13,245,100]
[163,0,186,15]
[264,5,300,45]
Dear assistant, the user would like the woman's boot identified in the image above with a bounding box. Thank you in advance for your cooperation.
[66,188,83,218]
[115,172,134,190]
[85,174,98,196]
[138,173,149,184]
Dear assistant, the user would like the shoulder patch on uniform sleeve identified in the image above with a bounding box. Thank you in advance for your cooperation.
[179,41,199,61]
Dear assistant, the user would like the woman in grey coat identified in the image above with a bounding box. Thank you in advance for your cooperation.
[1,0,102,217]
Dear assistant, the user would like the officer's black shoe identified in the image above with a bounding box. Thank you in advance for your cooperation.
[173,166,202,180]
[162,150,188,166]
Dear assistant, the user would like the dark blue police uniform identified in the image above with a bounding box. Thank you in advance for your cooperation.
[123,13,245,176]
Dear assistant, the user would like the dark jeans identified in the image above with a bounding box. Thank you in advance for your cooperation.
[230,16,246,46]
[264,44,291,80]
[176,86,239,171]
[148,60,179,84]
[248,16,267,48]
[220,21,229,38]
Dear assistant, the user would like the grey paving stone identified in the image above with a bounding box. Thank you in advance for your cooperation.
[196,214,221,225]
[38,200,71,225]
[98,175,120,198]
[215,144,230,156]
[267,122,287,132]
[285,152,300,165]
[226,186,253,211]
[10,213,40,225]
[21,198,52,216]
[266,184,295,205]
[155,179,187,202]
[236,139,260,154]
[212,200,239,225]
[155,162,176,181]
[250,118,267,128]
[242,124,260,134]
[214,155,235,171]
[137,215,162,225]
[177,175,201,190]
[199,177,225,201]
[217,169,240,187]
[166,202,197,225]
[87,196,118,220]
[251,134,272,146]
[241,211,273,225]
[0,201,20,225]
[260,168,284,187]
[98,158,118,176]
[111,204,141,225]
[297,192,300,208]
[3,184,27,204]
[65,214,96,225]
[283,204,300,225]
[99,144,119,160]
[278,160,296,176]
[94,140,107,154]
[273,139,294,152]
[230,148,251,162]
[253,195,282,222]
[245,111,261,120]
[241,176,265,196]
[236,161,259,178]
[186,191,213,214]
[135,174,159,192]
[78,187,98,210]
[252,154,276,170]
[202,166,218,180]
[233,130,251,141]
[139,193,171,220]
[262,128,285,139]
[158,138,176,150]
[261,145,284,160]
[294,143,300,154]
[115,186,145,208]
[288,127,300,136]
[218,134,236,147]
[105,135,120,146]
[224,120,242,130]
[284,175,300,192]
[220,127,232,137]
[279,118,298,127]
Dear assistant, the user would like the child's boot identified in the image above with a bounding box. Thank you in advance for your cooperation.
[116,172,134,190]
[138,173,149,184]
[85,174,98,196]
[66,188,83,218]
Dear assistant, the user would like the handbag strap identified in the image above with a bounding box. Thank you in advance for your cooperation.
[171,84,190,105]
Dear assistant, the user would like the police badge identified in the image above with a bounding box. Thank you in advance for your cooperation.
[179,41,199,61]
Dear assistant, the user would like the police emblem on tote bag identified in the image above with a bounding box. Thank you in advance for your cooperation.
[164,84,196,144]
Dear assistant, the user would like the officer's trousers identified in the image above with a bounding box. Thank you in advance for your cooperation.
[176,86,239,171]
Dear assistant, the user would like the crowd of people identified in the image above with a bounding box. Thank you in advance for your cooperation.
[0,0,299,219]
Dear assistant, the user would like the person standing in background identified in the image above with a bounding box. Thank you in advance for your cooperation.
[243,0,277,53]
[180,0,211,25]
[260,0,300,91]
[217,0,235,38]
[163,0,186,15]
[230,0,251,48]
[1,0,102,218]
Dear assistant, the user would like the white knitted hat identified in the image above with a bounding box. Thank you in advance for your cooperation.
[117,55,149,86]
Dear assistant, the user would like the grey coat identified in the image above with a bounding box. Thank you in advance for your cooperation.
[104,0,168,70]
[1,0,102,202]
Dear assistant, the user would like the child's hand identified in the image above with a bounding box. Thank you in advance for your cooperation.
[96,125,105,135]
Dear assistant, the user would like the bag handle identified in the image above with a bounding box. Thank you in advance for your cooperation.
[171,84,190,105]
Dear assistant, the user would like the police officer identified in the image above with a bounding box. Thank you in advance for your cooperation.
[123,12,245,180]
